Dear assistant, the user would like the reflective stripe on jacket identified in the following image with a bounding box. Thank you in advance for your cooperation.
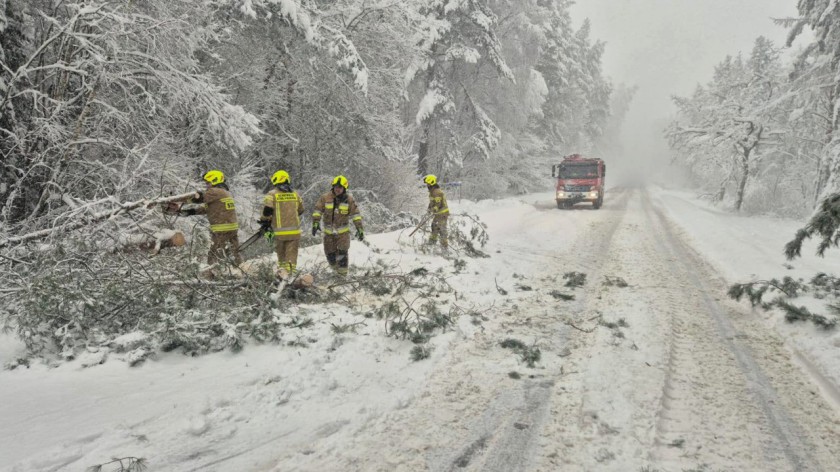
[313,191,362,234]
[193,187,239,233]
[263,189,304,239]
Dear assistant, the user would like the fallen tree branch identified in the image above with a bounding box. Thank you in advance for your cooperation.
[564,313,602,333]
[0,191,198,250]
[86,455,146,472]
[494,277,509,295]
[730,280,796,298]
[326,273,409,290]
[564,322,597,333]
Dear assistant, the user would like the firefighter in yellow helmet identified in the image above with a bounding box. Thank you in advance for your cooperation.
[259,170,304,278]
[424,174,449,249]
[178,170,242,266]
[312,175,363,276]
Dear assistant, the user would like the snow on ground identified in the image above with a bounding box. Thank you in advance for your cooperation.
[0,192,590,471]
[649,186,840,394]
[0,333,24,367]
[2,187,839,471]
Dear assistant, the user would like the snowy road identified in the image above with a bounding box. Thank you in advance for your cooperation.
[3,187,840,471]
[280,187,840,471]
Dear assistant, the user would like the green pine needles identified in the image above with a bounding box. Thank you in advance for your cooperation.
[500,338,542,368]
[785,191,840,260]
[728,274,839,330]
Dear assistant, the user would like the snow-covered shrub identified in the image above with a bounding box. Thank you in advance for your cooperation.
[460,133,549,200]
[740,178,810,218]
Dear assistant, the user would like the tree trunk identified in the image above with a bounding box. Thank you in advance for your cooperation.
[0,191,200,249]
[820,144,840,202]
[417,49,437,177]
[734,149,751,212]
[814,88,835,205]
[714,182,727,202]
[418,125,430,176]
[814,150,832,204]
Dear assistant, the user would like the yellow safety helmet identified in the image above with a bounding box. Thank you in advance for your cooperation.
[271,170,290,185]
[203,170,225,185]
[423,174,437,186]
[332,175,349,189]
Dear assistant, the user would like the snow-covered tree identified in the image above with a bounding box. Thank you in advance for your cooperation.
[0,0,31,214]
[404,0,515,176]
[420,0,618,196]
[0,1,260,233]
[785,0,840,199]
[205,0,416,211]
[596,84,638,156]
[775,0,840,256]
[0,0,618,240]
[668,37,784,212]
[456,0,555,195]
[534,8,611,154]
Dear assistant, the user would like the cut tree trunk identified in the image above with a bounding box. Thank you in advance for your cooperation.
[0,191,199,250]
[136,230,187,255]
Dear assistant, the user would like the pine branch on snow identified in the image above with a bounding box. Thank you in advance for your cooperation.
[776,299,838,329]
[500,338,541,368]
[86,456,147,472]
[728,277,839,330]
[785,192,840,259]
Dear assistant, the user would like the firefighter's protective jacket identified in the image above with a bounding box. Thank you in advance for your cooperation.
[262,188,304,240]
[428,186,449,215]
[312,191,362,235]
[192,186,239,233]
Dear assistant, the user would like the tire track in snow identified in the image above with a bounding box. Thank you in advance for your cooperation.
[249,188,630,472]
[435,188,635,472]
[530,187,686,470]
[642,189,840,471]
[440,379,555,472]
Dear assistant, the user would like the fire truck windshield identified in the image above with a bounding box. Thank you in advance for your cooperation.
[559,165,598,179]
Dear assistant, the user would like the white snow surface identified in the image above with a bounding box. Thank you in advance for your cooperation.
[1,186,839,471]
[651,186,840,394]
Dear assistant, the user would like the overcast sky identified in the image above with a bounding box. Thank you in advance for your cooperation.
[570,0,800,175]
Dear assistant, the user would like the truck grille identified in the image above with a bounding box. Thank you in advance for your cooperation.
[564,185,590,192]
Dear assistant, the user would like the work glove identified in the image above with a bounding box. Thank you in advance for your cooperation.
[258,219,272,233]
[312,221,321,237]
[356,228,364,241]
[180,208,196,216]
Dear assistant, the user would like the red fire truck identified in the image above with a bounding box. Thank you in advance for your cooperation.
[551,154,606,209]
